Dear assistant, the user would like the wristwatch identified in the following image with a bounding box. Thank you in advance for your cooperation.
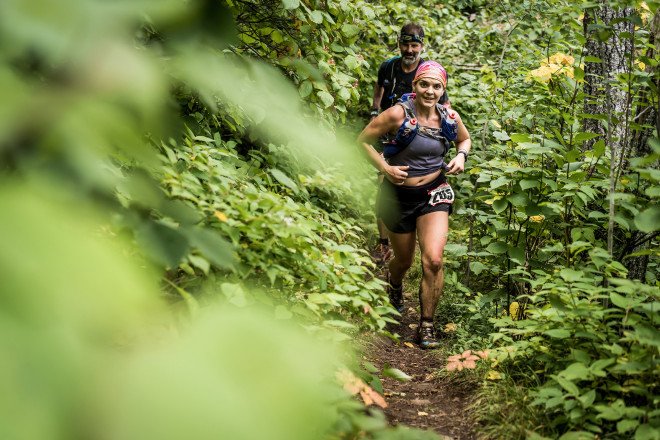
[370,109,379,117]
[457,150,468,159]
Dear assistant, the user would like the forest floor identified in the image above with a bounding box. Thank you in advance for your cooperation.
[366,266,481,440]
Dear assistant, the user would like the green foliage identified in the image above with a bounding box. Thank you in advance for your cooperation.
[151,126,395,333]
[488,273,660,439]
[437,1,660,438]
[0,184,348,440]
[2,0,660,438]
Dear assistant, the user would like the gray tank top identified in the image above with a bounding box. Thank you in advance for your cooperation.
[386,100,451,177]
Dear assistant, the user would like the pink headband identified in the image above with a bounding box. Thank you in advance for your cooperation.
[413,61,447,88]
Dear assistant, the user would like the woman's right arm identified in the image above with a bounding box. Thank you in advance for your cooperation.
[357,106,410,185]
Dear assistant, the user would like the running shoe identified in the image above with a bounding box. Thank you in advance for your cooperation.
[416,321,440,349]
[370,242,392,264]
[386,272,404,313]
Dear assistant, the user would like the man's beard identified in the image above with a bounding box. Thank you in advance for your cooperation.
[401,53,419,66]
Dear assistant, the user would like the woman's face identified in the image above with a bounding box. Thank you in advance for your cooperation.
[413,78,445,108]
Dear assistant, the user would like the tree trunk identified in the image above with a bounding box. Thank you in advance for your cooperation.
[582,4,634,283]
[583,5,634,152]
[624,10,660,281]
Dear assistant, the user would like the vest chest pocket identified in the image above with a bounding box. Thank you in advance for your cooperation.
[428,183,454,206]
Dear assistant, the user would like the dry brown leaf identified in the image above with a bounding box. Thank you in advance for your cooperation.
[336,368,363,395]
[361,387,388,408]
[359,389,373,406]
[337,368,387,408]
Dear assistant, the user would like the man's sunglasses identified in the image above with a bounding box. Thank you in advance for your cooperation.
[399,33,424,44]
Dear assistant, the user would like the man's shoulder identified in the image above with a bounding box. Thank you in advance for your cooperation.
[378,56,400,72]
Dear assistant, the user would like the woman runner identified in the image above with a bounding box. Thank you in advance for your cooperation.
[357,61,471,349]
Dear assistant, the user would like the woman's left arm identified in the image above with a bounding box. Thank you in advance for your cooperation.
[445,111,471,175]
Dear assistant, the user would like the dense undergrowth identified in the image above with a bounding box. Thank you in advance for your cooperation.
[1,0,659,439]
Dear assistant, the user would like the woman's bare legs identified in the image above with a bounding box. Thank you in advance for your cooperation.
[416,211,449,320]
[386,229,416,285]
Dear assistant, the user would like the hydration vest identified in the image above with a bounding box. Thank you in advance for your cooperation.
[383,93,457,159]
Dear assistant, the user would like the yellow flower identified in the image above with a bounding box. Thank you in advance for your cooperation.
[444,323,458,332]
[527,54,575,83]
[546,53,574,66]
[527,65,553,83]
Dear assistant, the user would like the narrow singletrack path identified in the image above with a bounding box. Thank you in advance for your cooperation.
[368,269,480,440]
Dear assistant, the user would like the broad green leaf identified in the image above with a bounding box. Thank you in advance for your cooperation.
[545,329,571,338]
[520,179,539,190]
[610,292,631,309]
[188,254,210,275]
[470,261,487,275]
[270,168,298,191]
[543,139,563,150]
[341,24,360,38]
[649,138,660,154]
[592,139,606,157]
[508,191,530,207]
[187,228,234,269]
[634,206,660,232]
[490,176,509,189]
[270,29,284,43]
[573,132,600,142]
[578,389,596,408]
[510,133,530,142]
[382,363,412,382]
[560,362,590,381]
[559,268,584,282]
[331,244,355,253]
[635,423,660,440]
[345,55,360,70]
[517,142,542,150]
[318,91,334,108]
[646,187,660,197]
[282,0,300,9]
[221,282,248,307]
[558,431,594,440]
[493,131,511,141]
[595,401,625,421]
[493,197,508,213]
[486,241,508,254]
[617,419,639,434]
[135,221,190,268]
[554,375,579,395]
[309,10,323,24]
[559,432,595,440]
[509,247,525,264]
[299,80,313,98]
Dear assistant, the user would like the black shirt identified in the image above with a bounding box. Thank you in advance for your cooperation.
[377,57,449,110]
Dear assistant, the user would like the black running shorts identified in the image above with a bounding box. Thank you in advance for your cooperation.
[378,174,454,234]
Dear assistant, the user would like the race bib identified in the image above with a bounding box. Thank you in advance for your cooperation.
[428,183,454,206]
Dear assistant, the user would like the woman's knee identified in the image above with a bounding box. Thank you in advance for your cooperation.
[422,254,444,273]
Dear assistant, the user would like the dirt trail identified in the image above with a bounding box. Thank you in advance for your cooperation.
[368,272,480,440]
